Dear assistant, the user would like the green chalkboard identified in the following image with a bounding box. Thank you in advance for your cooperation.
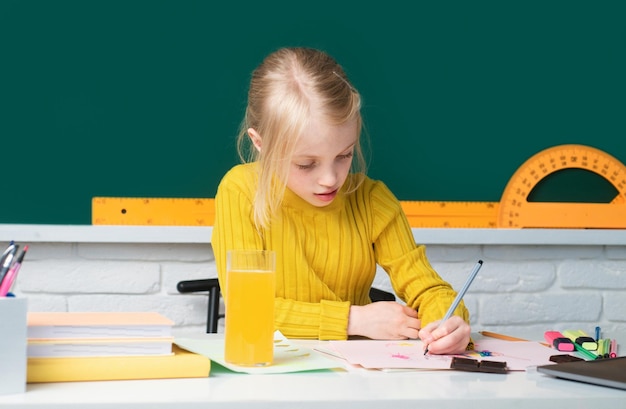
[1,1,625,224]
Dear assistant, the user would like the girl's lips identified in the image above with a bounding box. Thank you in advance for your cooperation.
[315,189,338,202]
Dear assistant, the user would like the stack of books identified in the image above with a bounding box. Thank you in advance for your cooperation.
[27,311,175,358]
[26,312,210,382]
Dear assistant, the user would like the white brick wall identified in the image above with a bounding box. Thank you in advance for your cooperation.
[376,244,626,338]
[13,242,217,336]
[4,227,626,338]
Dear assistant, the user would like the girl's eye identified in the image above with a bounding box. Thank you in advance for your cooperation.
[338,152,353,160]
[295,163,315,170]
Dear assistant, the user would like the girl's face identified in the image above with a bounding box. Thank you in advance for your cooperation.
[287,116,358,207]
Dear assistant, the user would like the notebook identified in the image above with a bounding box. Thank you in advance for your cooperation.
[537,356,626,390]
[27,345,210,383]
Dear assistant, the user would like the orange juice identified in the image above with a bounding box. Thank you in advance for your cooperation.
[224,266,275,366]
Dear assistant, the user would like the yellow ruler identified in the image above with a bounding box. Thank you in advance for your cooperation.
[91,197,496,228]
[92,197,215,226]
[92,144,626,228]
[400,201,499,228]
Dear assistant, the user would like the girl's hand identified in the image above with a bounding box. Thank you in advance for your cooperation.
[348,302,420,340]
[418,316,471,354]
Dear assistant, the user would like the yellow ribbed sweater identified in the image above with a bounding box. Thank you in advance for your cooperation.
[212,163,469,340]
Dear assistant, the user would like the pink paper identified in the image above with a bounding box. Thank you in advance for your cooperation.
[329,338,558,371]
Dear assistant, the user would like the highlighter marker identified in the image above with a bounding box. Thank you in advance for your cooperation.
[597,338,605,356]
[544,331,575,352]
[562,329,598,351]
[601,339,611,359]
[610,339,618,358]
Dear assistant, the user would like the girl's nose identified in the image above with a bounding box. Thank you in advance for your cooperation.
[317,166,338,187]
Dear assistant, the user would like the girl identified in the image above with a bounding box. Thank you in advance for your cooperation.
[212,47,471,354]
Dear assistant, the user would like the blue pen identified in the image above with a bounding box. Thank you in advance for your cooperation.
[595,326,601,342]
[424,260,483,355]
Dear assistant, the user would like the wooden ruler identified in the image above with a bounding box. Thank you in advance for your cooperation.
[92,144,626,228]
[498,144,626,228]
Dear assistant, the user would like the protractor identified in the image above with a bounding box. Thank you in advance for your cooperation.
[497,144,626,228]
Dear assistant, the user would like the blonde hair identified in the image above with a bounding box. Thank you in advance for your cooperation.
[237,47,366,229]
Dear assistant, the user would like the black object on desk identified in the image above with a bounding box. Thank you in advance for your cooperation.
[549,354,584,364]
[450,357,508,374]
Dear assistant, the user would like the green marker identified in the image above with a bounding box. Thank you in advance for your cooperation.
[572,342,598,361]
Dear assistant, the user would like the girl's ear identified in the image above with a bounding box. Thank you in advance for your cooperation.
[248,128,262,152]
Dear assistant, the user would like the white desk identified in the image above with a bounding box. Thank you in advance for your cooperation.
[1,334,625,409]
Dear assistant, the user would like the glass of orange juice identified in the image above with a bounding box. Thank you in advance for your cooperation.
[224,249,276,366]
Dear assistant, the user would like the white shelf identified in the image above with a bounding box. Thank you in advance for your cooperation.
[1,224,625,245]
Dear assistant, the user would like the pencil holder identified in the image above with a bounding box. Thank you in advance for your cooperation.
[0,297,27,395]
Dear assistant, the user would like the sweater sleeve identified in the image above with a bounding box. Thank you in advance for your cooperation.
[274,298,350,340]
[369,182,470,327]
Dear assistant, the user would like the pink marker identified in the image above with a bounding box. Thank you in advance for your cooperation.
[544,330,576,352]
[610,339,618,358]
[0,245,28,297]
